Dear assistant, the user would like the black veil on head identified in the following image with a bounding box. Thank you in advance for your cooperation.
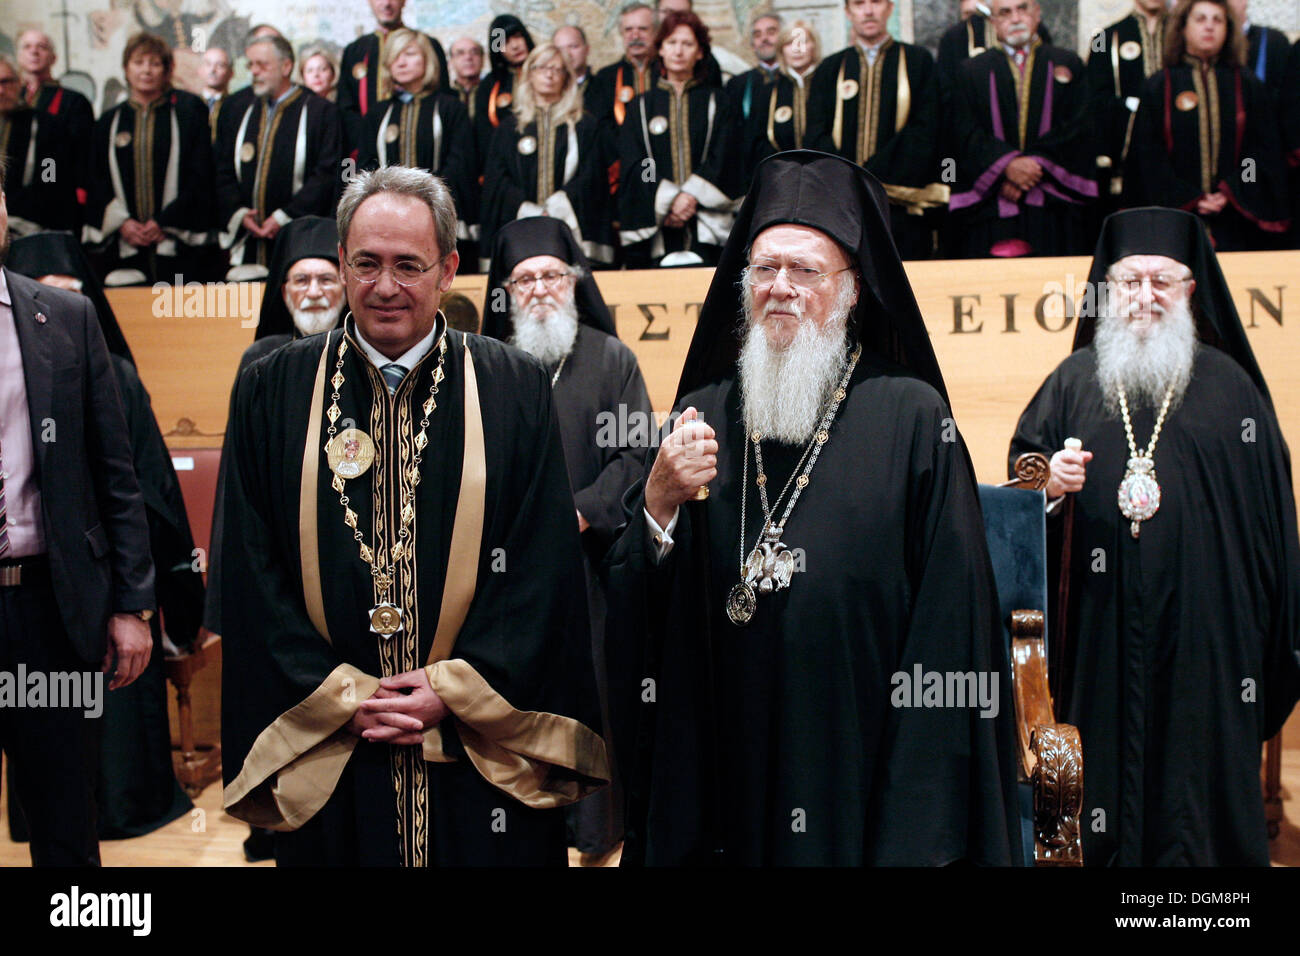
[676,149,950,406]
[481,216,616,341]
[7,231,135,364]
[487,15,535,77]
[255,215,341,340]
[1075,207,1272,408]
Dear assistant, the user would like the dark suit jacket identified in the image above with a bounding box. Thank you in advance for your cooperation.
[6,268,155,661]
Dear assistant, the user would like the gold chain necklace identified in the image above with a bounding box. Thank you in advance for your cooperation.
[725,344,861,626]
[324,332,448,637]
[1116,383,1173,539]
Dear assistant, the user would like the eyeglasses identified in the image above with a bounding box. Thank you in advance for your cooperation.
[345,256,440,287]
[503,270,574,292]
[288,273,341,290]
[746,263,852,291]
[1108,274,1192,295]
[532,63,566,75]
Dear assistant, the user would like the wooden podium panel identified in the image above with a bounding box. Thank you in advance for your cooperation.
[110,251,1300,488]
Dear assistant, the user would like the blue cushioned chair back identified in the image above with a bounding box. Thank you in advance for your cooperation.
[977,483,1049,867]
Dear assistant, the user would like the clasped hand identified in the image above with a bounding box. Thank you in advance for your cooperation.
[347,668,449,746]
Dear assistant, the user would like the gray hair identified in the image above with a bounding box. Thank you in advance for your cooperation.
[247,34,295,66]
[337,165,458,259]
[619,2,655,19]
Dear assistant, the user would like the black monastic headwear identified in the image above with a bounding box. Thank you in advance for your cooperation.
[254,215,341,340]
[481,216,617,340]
[675,149,951,406]
[7,231,135,364]
[1075,207,1272,409]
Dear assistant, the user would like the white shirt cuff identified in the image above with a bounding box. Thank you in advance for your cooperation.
[1046,495,1066,515]
[644,507,680,564]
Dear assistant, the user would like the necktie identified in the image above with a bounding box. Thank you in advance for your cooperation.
[1014,50,1027,75]
[0,438,10,558]
[381,363,407,394]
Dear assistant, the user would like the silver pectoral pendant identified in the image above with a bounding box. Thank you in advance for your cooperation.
[1117,456,1161,539]
[727,523,796,626]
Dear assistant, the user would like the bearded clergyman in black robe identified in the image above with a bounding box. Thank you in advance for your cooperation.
[1084,1,1167,215]
[605,150,1020,866]
[1127,0,1290,251]
[946,0,1096,259]
[214,36,343,279]
[483,217,653,859]
[803,2,943,260]
[219,166,608,866]
[1009,207,1300,865]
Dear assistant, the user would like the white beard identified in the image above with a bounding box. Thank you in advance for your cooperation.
[291,296,343,337]
[509,290,580,367]
[1094,297,1197,413]
[738,275,856,445]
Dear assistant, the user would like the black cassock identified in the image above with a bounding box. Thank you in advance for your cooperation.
[338,31,449,152]
[357,91,480,267]
[214,86,342,273]
[948,43,1097,258]
[606,353,1018,865]
[84,90,214,285]
[804,41,942,260]
[480,111,613,269]
[220,326,607,865]
[1084,13,1166,211]
[1129,63,1290,251]
[1010,346,1300,865]
[616,80,737,268]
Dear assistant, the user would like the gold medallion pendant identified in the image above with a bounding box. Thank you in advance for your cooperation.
[369,602,405,638]
[327,427,376,479]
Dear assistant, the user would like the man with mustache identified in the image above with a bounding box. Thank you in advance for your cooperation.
[946,0,1096,258]
[1009,207,1300,865]
[805,0,945,259]
[213,35,342,279]
[483,216,652,860]
[590,2,658,134]
[606,150,1019,866]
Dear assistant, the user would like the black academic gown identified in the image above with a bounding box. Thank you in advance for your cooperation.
[937,15,1052,89]
[338,30,449,153]
[220,327,605,866]
[473,70,521,175]
[947,43,1097,258]
[605,350,1020,866]
[358,91,479,266]
[805,41,941,259]
[85,90,214,285]
[748,70,812,166]
[0,108,54,236]
[1084,13,1166,212]
[22,82,92,231]
[481,110,613,268]
[1129,62,1290,251]
[1009,345,1300,865]
[547,323,653,855]
[616,80,736,268]
[725,65,779,193]
[1245,24,1289,100]
[1283,40,1300,248]
[214,86,343,272]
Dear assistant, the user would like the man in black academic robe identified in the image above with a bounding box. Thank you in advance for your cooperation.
[338,0,449,153]
[1085,1,1167,214]
[946,0,1096,258]
[0,57,80,238]
[605,151,1020,866]
[725,12,782,192]
[936,1,1051,90]
[220,165,608,866]
[214,37,343,279]
[484,217,653,858]
[804,0,944,260]
[1009,207,1300,865]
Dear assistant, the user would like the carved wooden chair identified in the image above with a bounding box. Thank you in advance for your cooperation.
[978,453,1083,866]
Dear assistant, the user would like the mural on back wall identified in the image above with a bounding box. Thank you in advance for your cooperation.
[9,0,779,116]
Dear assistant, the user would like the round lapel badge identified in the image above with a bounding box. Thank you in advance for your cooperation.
[838,78,859,100]
[114,131,132,149]
[240,141,255,162]
[1053,65,1073,84]
[1120,40,1141,62]
[773,104,793,124]
[352,62,368,80]
[619,86,634,103]
[1175,90,1199,111]
[517,134,537,155]
[385,123,400,143]
[648,115,668,135]
[497,91,512,108]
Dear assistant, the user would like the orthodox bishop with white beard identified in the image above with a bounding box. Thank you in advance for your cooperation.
[605,150,1020,866]
[482,217,653,858]
[1010,207,1300,866]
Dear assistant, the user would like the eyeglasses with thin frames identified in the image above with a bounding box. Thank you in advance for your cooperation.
[503,270,575,292]
[345,256,442,287]
[746,263,852,291]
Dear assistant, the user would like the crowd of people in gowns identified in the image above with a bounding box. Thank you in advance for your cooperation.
[4,0,1300,280]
